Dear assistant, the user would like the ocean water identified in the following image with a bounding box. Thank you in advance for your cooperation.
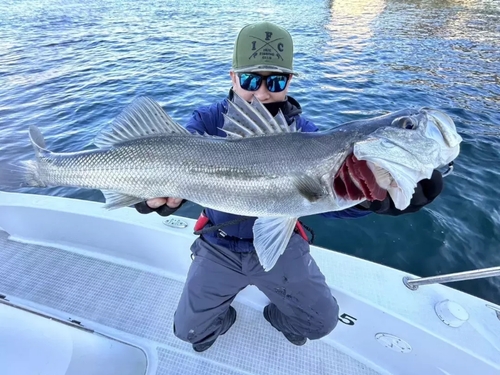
[1,0,499,304]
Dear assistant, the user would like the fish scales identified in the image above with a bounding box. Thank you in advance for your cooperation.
[36,132,349,217]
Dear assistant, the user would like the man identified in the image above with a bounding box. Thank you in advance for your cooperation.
[135,21,443,352]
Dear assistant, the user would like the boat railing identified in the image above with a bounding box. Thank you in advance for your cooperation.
[403,266,500,290]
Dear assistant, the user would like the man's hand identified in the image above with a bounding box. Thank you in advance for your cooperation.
[134,197,185,217]
[358,170,444,216]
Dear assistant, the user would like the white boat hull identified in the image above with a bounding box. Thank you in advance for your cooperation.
[0,192,498,375]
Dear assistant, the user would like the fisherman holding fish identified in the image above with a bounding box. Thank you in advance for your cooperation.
[135,22,447,352]
[16,21,458,352]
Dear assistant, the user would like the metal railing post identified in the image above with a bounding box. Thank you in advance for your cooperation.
[403,266,500,290]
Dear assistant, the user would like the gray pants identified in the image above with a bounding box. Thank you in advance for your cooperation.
[173,233,339,345]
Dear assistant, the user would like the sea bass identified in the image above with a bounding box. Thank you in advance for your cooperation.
[12,94,462,270]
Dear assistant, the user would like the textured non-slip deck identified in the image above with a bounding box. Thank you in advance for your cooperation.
[0,230,379,375]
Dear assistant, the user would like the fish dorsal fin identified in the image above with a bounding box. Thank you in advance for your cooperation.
[220,93,299,139]
[94,96,190,148]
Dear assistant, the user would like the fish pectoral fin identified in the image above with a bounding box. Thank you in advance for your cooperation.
[293,175,326,202]
[94,96,190,148]
[253,217,297,271]
[102,191,144,210]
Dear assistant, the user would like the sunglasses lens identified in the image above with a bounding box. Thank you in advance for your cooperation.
[239,73,262,91]
[266,75,288,92]
[238,73,289,92]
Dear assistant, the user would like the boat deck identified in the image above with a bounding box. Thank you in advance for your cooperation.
[0,230,379,375]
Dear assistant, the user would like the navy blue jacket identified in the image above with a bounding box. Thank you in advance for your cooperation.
[185,91,371,240]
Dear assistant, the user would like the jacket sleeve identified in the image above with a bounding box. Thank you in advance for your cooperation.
[185,109,207,135]
[185,101,226,136]
[297,116,373,220]
[296,117,319,133]
[319,208,372,219]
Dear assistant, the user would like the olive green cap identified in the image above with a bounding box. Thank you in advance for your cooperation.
[232,22,297,76]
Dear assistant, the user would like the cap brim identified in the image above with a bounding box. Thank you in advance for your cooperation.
[233,65,298,76]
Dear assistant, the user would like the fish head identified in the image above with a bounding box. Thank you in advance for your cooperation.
[332,108,462,210]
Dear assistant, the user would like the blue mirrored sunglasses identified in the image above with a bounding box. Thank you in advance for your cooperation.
[238,73,289,93]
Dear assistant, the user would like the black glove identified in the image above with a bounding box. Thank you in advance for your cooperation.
[357,170,443,216]
[134,199,186,217]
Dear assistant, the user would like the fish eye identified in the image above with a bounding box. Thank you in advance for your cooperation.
[392,116,416,130]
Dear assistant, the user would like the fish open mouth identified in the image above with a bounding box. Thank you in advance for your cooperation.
[333,154,387,202]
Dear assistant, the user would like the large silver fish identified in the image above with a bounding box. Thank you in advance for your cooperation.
[11,94,462,270]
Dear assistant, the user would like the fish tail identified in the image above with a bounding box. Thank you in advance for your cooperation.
[0,126,51,190]
[29,125,49,157]
[0,160,45,189]
[21,159,47,187]
[22,125,50,187]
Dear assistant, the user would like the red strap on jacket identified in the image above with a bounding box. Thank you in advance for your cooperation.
[193,211,210,232]
[294,221,309,242]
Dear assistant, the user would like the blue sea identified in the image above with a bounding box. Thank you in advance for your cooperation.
[1,0,499,304]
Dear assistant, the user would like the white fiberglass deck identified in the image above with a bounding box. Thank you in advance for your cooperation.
[0,192,499,375]
[0,230,378,375]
